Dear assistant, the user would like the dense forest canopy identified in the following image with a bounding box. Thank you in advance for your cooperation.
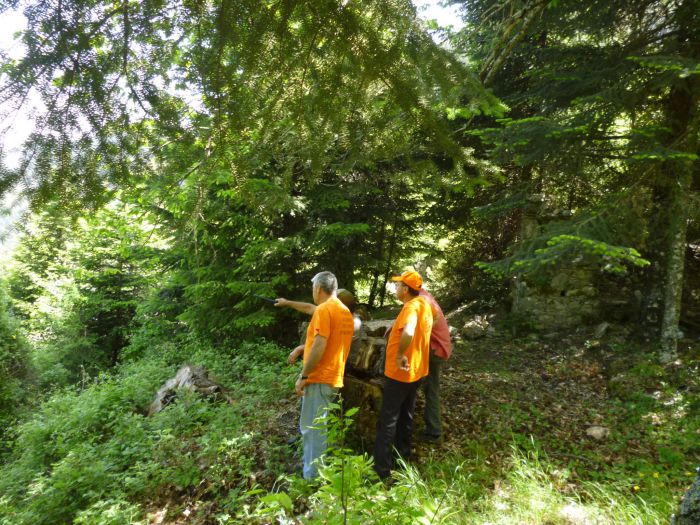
[1,0,695,347]
[0,0,699,523]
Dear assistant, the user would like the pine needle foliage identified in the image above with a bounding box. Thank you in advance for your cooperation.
[449,0,699,292]
[0,0,497,208]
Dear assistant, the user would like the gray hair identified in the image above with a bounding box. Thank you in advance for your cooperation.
[311,271,338,295]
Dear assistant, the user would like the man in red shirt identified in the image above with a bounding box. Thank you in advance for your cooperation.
[417,288,452,443]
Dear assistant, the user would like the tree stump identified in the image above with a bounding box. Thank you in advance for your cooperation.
[148,364,232,416]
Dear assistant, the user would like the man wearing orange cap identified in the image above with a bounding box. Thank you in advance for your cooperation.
[373,270,434,479]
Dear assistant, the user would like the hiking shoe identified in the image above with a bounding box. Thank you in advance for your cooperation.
[417,432,442,445]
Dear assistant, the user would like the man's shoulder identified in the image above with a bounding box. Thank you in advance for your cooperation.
[418,290,441,307]
[414,295,432,308]
[316,300,331,311]
[400,296,423,314]
[323,297,352,317]
[412,296,436,321]
[419,289,433,300]
[311,301,331,320]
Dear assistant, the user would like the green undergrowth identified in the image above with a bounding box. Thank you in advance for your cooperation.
[0,335,298,525]
[287,447,669,525]
[0,331,697,524]
[250,424,672,524]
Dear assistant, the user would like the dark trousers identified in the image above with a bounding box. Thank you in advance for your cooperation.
[373,377,421,478]
[422,352,444,437]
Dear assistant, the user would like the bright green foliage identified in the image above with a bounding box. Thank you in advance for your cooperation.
[0,0,495,209]
[1,0,504,335]
[478,234,650,280]
[65,206,162,369]
[7,204,163,386]
[0,279,30,446]
[0,335,296,525]
[5,209,74,321]
[72,500,143,525]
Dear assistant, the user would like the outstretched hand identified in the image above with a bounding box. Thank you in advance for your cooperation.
[274,298,289,308]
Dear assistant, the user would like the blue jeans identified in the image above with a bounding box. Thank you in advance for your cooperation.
[300,382,338,479]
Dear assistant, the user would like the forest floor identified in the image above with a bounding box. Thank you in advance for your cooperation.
[134,323,700,524]
[409,323,700,505]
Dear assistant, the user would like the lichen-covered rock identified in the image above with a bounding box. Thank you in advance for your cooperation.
[511,269,600,331]
[461,316,490,339]
[673,468,700,525]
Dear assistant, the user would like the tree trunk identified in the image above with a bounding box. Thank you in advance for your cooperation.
[658,30,700,361]
[660,167,693,362]
[379,216,399,308]
[657,0,700,361]
[367,218,386,308]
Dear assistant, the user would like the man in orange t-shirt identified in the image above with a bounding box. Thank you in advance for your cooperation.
[373,270,434,479]
[295,271,354,479]
[274,289,362,365]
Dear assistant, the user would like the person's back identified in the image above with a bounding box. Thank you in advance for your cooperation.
[304,296,354,388]
[295,271,354,479]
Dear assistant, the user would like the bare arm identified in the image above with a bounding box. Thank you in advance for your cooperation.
[275,298,316,316]
[396,319,416,372]
[288,344,304,365]
[295,335,327,395]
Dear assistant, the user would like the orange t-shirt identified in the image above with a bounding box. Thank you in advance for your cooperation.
[385,296,434,383]
[303,296,355,388]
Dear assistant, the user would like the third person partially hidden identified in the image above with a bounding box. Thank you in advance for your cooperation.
[417,286,452,444]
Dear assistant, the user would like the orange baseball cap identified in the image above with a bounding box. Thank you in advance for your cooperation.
[391,270,423,291]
